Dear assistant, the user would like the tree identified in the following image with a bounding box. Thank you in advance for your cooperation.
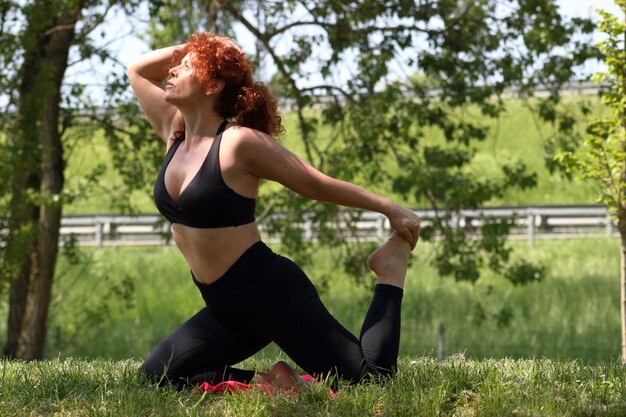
[554,1,626,362]
[0,0,142,360]
[0,0,599,360]
[110,0,595,294]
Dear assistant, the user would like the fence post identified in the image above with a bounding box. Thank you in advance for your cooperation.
[527,210,535,246]
[304,218,313,241]
[450,213,459,229]
[607,217,615,237]
[105,221,113,243]
[95,221,103,248]
[377,215,386,239]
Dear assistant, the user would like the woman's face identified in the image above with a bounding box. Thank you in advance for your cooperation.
[163,53,205,106]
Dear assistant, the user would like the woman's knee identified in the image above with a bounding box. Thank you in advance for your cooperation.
[139,357,169,385]
[361,364,396,384]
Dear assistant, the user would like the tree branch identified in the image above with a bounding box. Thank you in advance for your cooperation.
[299,84,353,103]
[75,3,116,40]
[217,0,324,165]
[43,23,76,37]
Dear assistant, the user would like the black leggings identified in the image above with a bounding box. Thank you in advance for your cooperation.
[140,241,403,387]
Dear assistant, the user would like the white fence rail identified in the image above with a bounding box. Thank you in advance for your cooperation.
[55,205,616,247]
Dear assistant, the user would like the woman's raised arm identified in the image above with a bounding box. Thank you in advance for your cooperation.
[233,127,421,249]
[127,45,185,142]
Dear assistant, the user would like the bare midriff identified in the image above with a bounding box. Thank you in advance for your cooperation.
[171,221,262,284]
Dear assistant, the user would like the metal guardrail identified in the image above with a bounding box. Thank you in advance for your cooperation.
[56,205,616,247]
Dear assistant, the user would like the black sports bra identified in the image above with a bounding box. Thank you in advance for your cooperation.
[153,121,256,228]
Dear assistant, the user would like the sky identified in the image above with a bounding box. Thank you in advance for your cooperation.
[105,0,625,70]
[64,0,624,106]
[556,0,621,19]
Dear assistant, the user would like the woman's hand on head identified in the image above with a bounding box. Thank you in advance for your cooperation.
[387,204,420,250]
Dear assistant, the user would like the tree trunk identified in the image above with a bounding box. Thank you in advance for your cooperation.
[621,238,626,364]
[3,3,78,360]
[4,175,40,357]
[619,6,626,366]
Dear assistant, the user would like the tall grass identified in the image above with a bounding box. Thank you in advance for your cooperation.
[10,237,616,364]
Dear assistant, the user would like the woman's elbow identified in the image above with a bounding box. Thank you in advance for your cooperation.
[127,59,143,76]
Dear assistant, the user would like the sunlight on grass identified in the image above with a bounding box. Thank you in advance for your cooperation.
[1,356,624,416]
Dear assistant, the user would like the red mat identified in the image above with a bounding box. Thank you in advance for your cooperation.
[197,375,336,396]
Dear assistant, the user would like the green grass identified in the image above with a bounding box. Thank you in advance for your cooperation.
[460,98,604,205]
[1,356,625,416]
[21,236,619,363]
[62,97,606,215]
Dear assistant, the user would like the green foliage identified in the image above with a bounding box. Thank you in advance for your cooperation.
[554,3,626,218]
[18,0,598,330]
[147,0,243,46]
[75,1,602,308]
[0,0,148,358]
[268,71,292,98]
[193,0,597,287]
[0,0,148,212]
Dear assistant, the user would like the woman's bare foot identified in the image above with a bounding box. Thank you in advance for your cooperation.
[255,361,300,391]
[367,232,412,289]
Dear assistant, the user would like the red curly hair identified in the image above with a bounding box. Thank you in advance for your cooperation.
[171,33,283,138]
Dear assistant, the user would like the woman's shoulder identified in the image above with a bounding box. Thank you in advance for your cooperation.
[223,123,285,164]
[224,124,277,147]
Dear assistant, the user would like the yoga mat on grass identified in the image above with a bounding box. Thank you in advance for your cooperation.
[197,375,336,397]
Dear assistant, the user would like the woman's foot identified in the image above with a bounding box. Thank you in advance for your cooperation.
[255,361,300,391]
[367,232,412,289]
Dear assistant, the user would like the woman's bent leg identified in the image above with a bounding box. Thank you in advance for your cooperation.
[266,284,403,383]
[358,284,404,378]
[140,306,269,388]
[246,233,411,384]
[360,233,411,376]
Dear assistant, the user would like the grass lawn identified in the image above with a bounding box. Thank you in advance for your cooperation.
[1,356,624,416]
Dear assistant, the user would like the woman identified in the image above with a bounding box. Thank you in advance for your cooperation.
[127,32,420,389]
